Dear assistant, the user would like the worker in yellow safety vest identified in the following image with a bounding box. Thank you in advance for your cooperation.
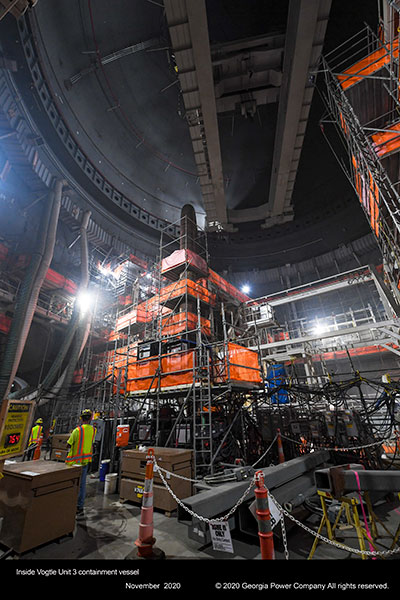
[66,409,96,515]
[26,418,44,461]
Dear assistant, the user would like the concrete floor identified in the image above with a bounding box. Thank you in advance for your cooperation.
[2,474,260,561]
[1,460,400,594]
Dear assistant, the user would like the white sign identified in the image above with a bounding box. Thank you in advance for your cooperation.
[268,496,281,529]
[209,521,234,553]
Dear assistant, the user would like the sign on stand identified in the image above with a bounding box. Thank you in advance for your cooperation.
[209,521,234,553]
[0,399,34,460]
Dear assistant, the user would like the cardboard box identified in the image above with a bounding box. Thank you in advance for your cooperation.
[0,460,81,553]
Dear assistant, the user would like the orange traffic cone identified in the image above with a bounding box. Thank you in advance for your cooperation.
[126,448,165,560]
[277,428,285,464]
[254,471,275,560]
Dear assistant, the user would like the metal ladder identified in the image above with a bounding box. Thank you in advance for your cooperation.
[192,327,214,479]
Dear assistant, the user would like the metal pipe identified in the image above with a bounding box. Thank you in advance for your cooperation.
[0,179,64,407]
[58,210,92,404]
[12,181,63,380]
[14,208,91,404]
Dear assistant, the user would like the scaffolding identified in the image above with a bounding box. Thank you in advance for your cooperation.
[90,213,265,478]
[319,21,400,308]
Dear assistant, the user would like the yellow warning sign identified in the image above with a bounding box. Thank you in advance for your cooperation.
[134,485,144,499]
[0,400,33,459]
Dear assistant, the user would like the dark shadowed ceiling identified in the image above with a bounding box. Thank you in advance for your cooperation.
[0,0,380,273]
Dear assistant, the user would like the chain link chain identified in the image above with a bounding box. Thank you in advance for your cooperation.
[280,433,386,453]
[280,515,290,560]
[153,458,400,559]
[154,457,256,524]
[267,489,400,558]
[154,464,203,483]
[252,434,278,468]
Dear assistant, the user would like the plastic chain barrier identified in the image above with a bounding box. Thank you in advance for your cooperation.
[153,457,400,559]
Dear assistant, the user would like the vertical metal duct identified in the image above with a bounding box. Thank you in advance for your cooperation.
[0,179,64,408]
[12,210,91,405]
[53,210,92,407]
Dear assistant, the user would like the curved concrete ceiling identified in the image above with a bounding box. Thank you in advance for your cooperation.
[0,0,380,272]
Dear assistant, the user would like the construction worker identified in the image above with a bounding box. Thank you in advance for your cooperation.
[65,409,96,515]
[26,418,44,461]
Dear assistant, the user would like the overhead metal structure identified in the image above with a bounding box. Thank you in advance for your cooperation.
[164,0,232,232]
[265,0,332,228]
[165,0,332,231]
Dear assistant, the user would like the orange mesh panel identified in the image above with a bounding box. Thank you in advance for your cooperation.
[124,350,195,392]
[369,172,379,238]
[372,121,400,157]
[127,357,159,391]
[160,351,194,387]
[213,344,262,384]
[338,39,399,90]
[351,155,379,238]
[159,278,216,305]
[209,270,250,303]
[161,249,208,276]
[161,312,211,336]
[228,343,262,383]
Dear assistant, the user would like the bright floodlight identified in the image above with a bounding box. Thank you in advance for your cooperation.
[241,284,251,294]
[313,323,327,336]
[99,264,112,277]
[76,290,93,314]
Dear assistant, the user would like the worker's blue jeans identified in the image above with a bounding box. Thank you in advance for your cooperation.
[78,464,89,510]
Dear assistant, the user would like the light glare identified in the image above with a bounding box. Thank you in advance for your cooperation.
[76,290,93,314]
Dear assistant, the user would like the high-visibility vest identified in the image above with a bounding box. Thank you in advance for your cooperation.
[29,425,43,446]
[65,424,96,466]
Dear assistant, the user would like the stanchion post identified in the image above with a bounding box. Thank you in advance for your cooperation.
[254,471,275,560]
[126,448,165,560]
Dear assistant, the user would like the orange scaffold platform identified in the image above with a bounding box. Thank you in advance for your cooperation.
[105,343,262,394]
[115,278,215,332]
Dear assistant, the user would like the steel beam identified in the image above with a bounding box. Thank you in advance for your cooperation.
[265,0,331,226]
[164,0,232,230]
[252,319,396,353]
[211,34,285,116]
[315,464,400,498]
[178,450,330,522]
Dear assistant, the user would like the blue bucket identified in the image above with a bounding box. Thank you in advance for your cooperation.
[99,459,110,482]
